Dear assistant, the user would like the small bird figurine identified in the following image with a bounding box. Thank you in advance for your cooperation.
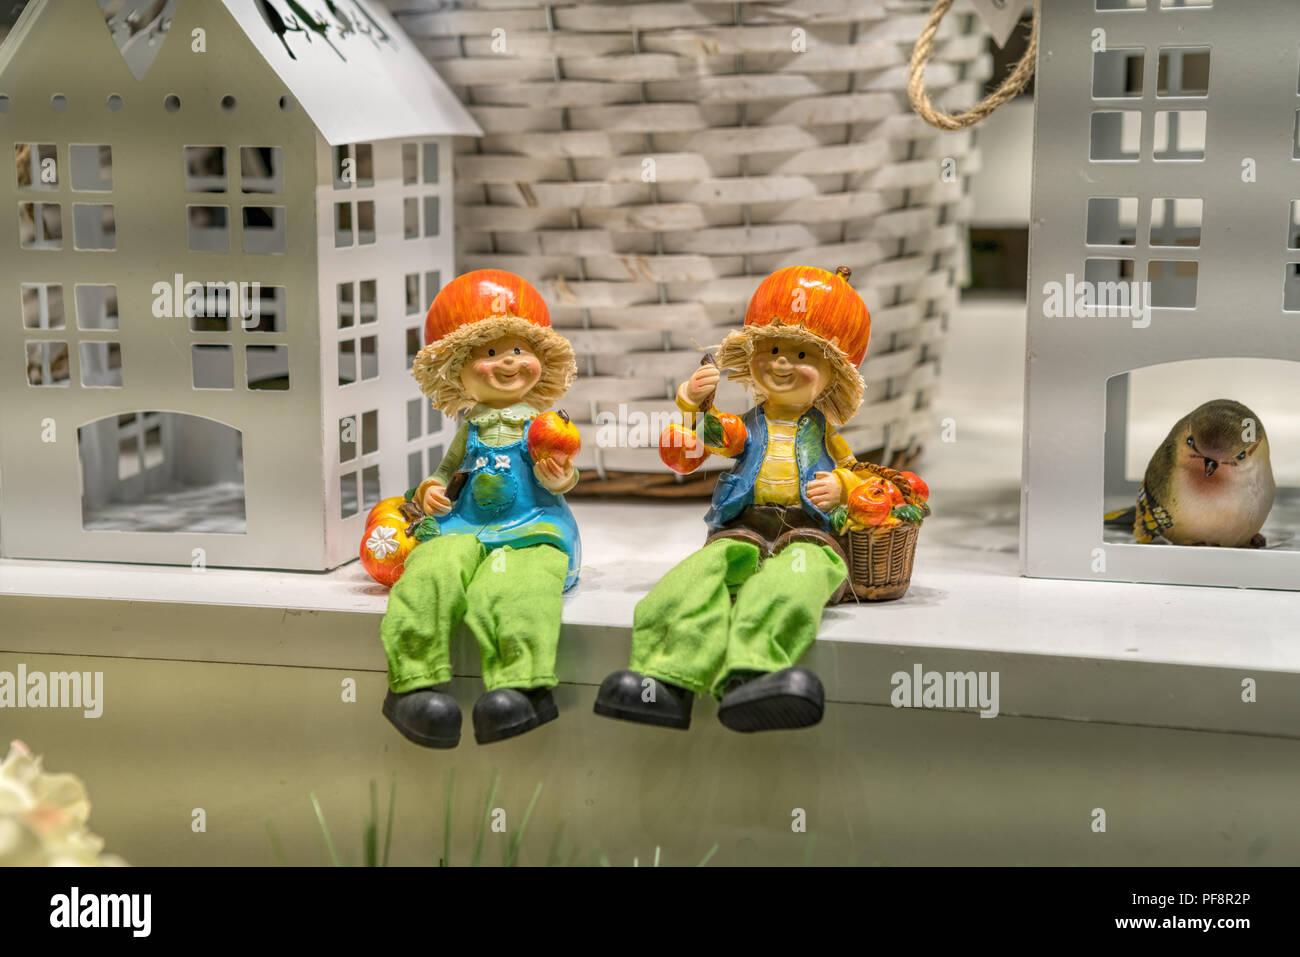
[1106,399,1275,547]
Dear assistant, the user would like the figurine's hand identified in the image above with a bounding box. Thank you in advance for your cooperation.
[535,456,575,493]
[808,471,843,511]
[422,483,453,516]
[682,364,721,406]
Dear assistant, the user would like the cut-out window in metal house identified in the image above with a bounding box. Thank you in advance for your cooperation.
[75,284,118,330]
[80,341,123,388]
[69,144,113,190]
[192,343,234,389]
[187,205,229,251]
[239,146,284,194]
[21,283,64,329]
[72,203,116,250]
[78,412,246,534]
[184,146,226,192]
[242,205,285,253]
[246,344,289,390]
[25,340,69,386]
[18,201,61,248]
[15,143,57,188]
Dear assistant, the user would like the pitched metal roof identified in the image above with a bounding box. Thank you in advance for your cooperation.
[221,0,480,142]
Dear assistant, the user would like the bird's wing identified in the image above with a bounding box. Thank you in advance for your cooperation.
[1135,485,1174,543]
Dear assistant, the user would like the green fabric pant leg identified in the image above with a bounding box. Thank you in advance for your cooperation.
[710,542,847,698]
[629,538,762,695]
[381,533,484,693]
[464,543,570,691]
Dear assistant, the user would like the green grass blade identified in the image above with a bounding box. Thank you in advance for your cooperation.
[382,772,397,867]
[364,779,378,868]
[471,769,499,868]
[441,767,455,867]
[697,843,719,867]
[504,781,543,867]
[801,834,817,867]
[310,793,341,867]
[265,819,288,867]
[545,821,566,867]
[654,846,661,868]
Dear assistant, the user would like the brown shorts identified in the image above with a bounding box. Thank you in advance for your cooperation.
[705,504,850,603]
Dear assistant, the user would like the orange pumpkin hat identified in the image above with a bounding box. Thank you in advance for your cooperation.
[715,265,871,426]
[412,269,576,415]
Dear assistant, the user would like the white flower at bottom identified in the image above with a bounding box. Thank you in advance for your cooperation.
[366,525,401,560]
[0,740,125,866]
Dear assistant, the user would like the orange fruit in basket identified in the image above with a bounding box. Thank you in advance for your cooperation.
[898,470,929,502]
[847,478,894,527]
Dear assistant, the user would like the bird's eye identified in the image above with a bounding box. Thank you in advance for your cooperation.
[771,347,779,355]
[1237,450,1247,460]
[798,351,806,359]
[1186,436,1194,446]
[514,347,521,355]
[487,349,496,357]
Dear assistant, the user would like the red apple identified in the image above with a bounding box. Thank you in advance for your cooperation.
[659,424,709,474]
[884,480,904,507]
[898,470,929,502]
[528,409,581,463]
[846,478,894,527]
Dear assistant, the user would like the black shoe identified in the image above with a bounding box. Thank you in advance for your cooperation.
[472,686,559,744]
[717,667,824,733]
[593,669,694,730]
[382,687,461,749]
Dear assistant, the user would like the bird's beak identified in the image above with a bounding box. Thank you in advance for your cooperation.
[1204,458,1218,478]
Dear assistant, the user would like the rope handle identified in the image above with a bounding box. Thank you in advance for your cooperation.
[908,0,1039,131]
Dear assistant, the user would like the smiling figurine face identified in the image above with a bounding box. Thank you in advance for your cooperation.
[461,335,542,406]
[749,339,831,412]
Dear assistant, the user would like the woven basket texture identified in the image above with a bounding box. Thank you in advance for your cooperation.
[844,519,920,601]
[386,0,991,494]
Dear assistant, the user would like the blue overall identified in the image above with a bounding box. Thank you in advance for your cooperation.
[434,422,582,590]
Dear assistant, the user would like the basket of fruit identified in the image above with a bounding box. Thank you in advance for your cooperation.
[829,464,930,602]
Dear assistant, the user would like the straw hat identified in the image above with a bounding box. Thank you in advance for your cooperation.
[715,265,871,426]
[412,269,577,416]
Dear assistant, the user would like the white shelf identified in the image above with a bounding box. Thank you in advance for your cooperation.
[3,295,1296,737]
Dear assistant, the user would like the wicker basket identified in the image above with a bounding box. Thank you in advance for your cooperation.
[389,0,990,492]
[842,520,920,601]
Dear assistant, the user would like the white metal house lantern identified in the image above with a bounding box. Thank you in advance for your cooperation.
[0,0,480,570]
[1023,0,1300,590]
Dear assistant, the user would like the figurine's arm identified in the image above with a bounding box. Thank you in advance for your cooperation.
[414,421,469,510]
[816,426,858,509]
[675,361,723,431]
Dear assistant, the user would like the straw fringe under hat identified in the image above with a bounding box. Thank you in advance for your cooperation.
[715,265,871,427]
[412,269,577,416]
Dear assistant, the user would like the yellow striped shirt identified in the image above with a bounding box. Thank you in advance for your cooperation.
[754,416,855,505]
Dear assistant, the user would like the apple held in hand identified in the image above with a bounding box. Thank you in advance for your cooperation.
[659,423,709,474]
[528,409,581,464]
[697,410,747,457]
[360,497,432,587]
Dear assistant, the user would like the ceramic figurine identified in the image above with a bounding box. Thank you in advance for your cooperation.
[594,265,873,733]
[379,269,580,748]
[1105,399,1275,547]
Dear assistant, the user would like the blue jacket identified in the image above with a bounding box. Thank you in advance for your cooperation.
[704,404,839,533]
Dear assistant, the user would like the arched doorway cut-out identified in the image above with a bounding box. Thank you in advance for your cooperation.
[77,411,246,533]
